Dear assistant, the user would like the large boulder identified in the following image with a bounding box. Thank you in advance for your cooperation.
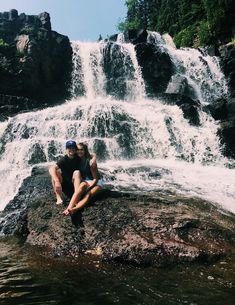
[135,43,174,95]
[1,167,235,267]
[220,44,235,98]
[0,93,38,118]
[0,10,72,117]
[103,42,130,99]
[161,92,201,126]
[218,97,235,157]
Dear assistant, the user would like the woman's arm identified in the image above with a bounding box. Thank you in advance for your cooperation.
[89,153,97,168]
[86,163,99,190]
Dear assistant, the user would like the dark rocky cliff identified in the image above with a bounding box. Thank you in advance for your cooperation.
[0,10,72,118]
[218,44,235,157]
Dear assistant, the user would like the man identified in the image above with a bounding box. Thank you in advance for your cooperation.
[49,140,96,205]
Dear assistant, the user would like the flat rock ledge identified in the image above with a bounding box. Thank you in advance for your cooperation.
[1,166,235,267]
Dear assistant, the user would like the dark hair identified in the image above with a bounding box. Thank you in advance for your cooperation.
[77,142,91,159]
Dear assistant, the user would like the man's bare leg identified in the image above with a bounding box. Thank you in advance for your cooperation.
[50,169,63,205]
[68,185,101,215]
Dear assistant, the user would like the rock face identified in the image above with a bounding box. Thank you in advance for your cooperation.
[1,167,235,267]
[220,44,235,98]
[135,42,174,96]
[0,10,72,117]
[217,44,235,157]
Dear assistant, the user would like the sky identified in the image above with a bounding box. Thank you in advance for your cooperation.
[0,0,127,41]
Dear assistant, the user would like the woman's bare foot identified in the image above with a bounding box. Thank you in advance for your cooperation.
[67,206,80,215]
[63,208,70,216]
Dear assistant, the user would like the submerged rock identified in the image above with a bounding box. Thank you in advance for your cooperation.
[1,167,235,267]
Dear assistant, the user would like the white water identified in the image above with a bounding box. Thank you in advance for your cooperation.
[165,45,228,103]
[0,33,235,214]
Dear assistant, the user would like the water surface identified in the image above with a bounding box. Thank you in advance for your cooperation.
[0,237,234,305]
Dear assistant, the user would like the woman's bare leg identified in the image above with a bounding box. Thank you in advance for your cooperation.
[63,171,87,215]
[69,186,101,215]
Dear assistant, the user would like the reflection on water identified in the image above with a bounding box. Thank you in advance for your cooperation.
[0,237,234,305]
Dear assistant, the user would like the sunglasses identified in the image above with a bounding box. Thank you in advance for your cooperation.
[77,148,84,151]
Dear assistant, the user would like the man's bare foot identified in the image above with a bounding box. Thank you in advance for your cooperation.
[56,199,63,205]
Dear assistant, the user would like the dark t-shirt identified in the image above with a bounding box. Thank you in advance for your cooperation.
[79,158,93,180]
[56,155,80,181]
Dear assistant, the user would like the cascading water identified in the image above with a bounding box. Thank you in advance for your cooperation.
[0,33,235,214]
[165,44,228,104]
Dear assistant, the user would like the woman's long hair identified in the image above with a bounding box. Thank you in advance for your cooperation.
[77,142,91,159]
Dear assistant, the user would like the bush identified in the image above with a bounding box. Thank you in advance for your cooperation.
[0,39,9,47]
[174,25,195,48]
[197,20,212,46]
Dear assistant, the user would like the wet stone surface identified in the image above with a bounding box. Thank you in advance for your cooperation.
[1,166,235,267]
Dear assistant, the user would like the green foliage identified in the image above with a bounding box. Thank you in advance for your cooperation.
[203,0,234,41]
[174,25,195,48]
[0,39,9,47]
[119,0,235,47]
[37,31,45,41]
[197,20,211,46]
[21,26,34,35]
[227,37,235,46]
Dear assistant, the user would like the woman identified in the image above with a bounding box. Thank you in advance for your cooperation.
[63,142,102,215]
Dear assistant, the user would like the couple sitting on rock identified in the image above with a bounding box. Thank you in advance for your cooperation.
[49,140,103,216]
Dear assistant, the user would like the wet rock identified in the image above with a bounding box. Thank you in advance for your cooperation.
[217,43,235,157]
[161,92,201,126]
[220,44,235,98]
[166,74,198,101]
[0,94,38,115]
[123,29,148,44]
[135,43,174,95]
[1,167,235,267]
[205,98,228,121]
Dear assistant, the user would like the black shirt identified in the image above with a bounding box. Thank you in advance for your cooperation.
[56,155,80,181]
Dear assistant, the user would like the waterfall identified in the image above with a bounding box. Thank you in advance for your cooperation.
[164,44,228,103]
[71,40,145,101]
[0,34,235,214]
[71,41,106,98]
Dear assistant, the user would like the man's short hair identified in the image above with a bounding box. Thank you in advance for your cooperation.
[65,140,77,150]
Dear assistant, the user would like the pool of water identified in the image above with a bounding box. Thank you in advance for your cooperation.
[0,237,234,305]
